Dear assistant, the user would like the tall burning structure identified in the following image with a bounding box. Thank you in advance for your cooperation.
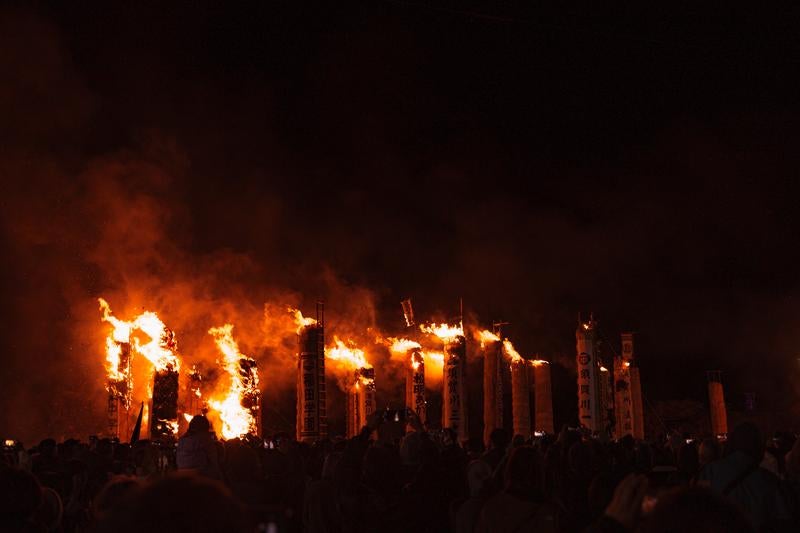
[576,317,603,433]
[346,367,376,437]
[503,340,531,440]
[136,317,180,442]
[99,299,134,439]
[531,360,553,434]
[326,337,375,438]
[479,330,503,446]
[99,299,181,441]
[422,323,468,442]
[208,324,261,439]
[707,371,728,437]
[390,338,427,428]
[295,305,327,443]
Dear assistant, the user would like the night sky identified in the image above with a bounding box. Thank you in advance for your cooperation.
[2,2,800,442]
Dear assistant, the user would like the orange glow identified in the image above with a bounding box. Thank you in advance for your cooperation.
[98,298,134,384]
[208,324,258,440]
[623,361,631,368]
[600,366,609,372]
[420,322,464,342]
[183,413,193,423]
[530,359,550,367]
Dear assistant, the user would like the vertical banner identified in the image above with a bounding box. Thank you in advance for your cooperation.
[533,362,554,434]
[576,320,600,433]
[482,340,503,445]
[511,361,531,439]
[406,349,426,427]
[297,324,325,442]
[615,333,635,438]
[443,336,468,442]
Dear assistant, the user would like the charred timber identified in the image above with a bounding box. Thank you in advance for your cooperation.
[151,368,179,441]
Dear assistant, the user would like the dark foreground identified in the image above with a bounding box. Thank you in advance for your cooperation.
[2,418,799,533]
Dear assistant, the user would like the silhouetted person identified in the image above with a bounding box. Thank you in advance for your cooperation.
[0,466,43,532]
[482,429,509,472]
[641,486,754,533]
[476,446,555,533]
[699,422,789,530]
[96,471,245,533]
[176,415,221,479]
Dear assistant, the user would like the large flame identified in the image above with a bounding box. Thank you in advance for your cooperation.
[327,337,371,370]
[502,339,525,364]
[387,338,423,370]
[420,322,464,342]
[132,311,180,372]
[98,298,134,383]
[388,337,422,354]
[476,329,500,348]
[208,324,258,440]
[290,308,317,334]
[99,298,132,343]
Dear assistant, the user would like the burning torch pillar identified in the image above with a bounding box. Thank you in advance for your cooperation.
[443,335,468,443]
[406,348,426,428]
[510,360,531,440]
[532,361,554,434]
[707,371,728,437]
[297,308,327,443]
[483,339,503,446]
[347,368,376,438]
[576,318,602,433]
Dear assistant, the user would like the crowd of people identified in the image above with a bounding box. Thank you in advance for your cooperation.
[2,412,800,532]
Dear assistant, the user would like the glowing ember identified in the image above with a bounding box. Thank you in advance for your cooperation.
[327,337,371,370]
[420,322,464,342]
[159,418,179,435]
[530,359,550,366]
[476,329,500,348]
[290,308,317,334]
[208,324,259,440]
[502,339,525,364]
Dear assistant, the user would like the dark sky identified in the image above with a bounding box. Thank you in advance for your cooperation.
[2,2,800,441]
